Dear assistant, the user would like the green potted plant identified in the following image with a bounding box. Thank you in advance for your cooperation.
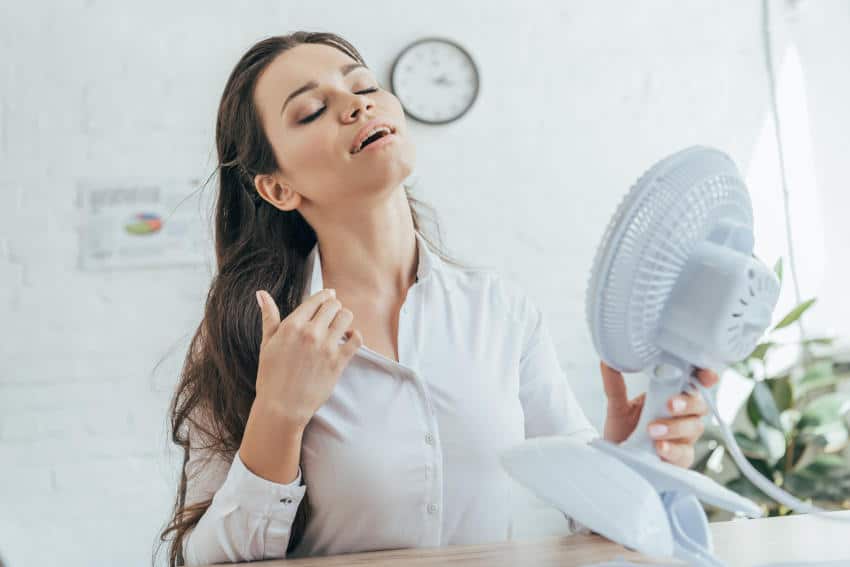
[694,258,850,519]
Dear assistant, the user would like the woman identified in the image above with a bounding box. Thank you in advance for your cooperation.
[158,32,717,566]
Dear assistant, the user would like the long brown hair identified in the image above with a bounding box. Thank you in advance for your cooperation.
[155,32,464,566]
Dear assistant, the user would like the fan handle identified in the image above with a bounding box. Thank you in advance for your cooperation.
[622,357,696,454]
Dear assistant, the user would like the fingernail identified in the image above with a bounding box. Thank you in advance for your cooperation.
[328,288,336,296]
[255,291,264,308]
[649,424,668,438]
[672,398,687,413]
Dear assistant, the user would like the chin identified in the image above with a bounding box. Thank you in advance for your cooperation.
[364,173,411,195]
[357,151,415,184]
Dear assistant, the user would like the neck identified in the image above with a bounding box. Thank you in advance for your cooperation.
[311,186,418,298]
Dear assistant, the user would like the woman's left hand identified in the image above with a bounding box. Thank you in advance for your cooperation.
[600,361,719,468]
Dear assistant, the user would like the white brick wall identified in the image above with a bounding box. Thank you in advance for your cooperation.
[2,1,849,566]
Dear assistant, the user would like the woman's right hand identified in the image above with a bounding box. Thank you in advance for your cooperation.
[254,288,363,429]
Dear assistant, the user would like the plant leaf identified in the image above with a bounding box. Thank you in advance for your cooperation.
[733,432,769,459]
[692,443,717,473]
[810,481,850,503]
[731,360,754,379]
[798,454,850,479]
[799,392,850,428]
[757,422,786,466]
[700,424,726,445]
[773,298,817,331]
[769,376,793,413]
[725,475,772,505]
[799,421,849,452]
[747,392,761,428]
[783,472,819,498]
[751,381,784,431]
[795,360,836,400]
[790,443,820,473]
[773,257,784,284]
[803,337,835,346]
[780,408,802,435]
[748,342,775,362]
[800,360,834,383]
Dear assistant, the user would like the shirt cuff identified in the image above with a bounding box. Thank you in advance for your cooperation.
[567,427,601,444]
[213,450,307,517]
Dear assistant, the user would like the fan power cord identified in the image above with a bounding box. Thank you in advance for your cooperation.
[692,380,850,524]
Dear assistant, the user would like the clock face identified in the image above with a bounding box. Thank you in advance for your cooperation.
[390,37,480,125]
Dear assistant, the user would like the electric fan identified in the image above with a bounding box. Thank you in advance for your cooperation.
[499,146,841,567]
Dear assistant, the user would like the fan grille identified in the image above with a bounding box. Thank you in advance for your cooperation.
[586,147,753,372]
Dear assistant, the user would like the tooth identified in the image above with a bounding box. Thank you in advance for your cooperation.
[358,126,391,152]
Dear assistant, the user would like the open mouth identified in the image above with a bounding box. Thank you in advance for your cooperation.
[352,126,396,154]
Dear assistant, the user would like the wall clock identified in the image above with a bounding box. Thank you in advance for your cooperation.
[390,37,480,125]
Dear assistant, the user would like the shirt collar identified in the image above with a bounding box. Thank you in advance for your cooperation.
[304,230,438,300]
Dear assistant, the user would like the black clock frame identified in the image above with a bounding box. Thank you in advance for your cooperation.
[389,36,480,125]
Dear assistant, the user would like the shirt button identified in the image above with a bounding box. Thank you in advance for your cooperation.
[427,503,438,514]
[425,432,434,445]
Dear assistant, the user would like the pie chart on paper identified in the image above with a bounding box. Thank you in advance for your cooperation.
[124,212,163,236]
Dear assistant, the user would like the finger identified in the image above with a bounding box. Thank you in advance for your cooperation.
[600,361,630,413]
[340,329,363,358]
[328,307,354,342]
[648,416,705,442]
[668,390,708,417]
[256,290,281,344]
[695,367,720,388]
[312,298,342,329]
[289,289,337,324]
[656,440,695,468]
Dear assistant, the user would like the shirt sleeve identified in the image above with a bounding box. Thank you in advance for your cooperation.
[181,417,307,565]
[517,291,600,444]
[515,291,601,536]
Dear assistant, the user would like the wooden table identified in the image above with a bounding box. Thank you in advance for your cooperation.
[233,511,850,566]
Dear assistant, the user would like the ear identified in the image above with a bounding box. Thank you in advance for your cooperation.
[253,173,301,211]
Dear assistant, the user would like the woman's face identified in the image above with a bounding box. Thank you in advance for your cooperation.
[252,43,415,211]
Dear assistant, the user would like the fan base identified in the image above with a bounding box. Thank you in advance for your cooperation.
[591,438,763,518]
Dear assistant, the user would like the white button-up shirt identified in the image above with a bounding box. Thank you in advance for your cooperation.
[181,230,599,565]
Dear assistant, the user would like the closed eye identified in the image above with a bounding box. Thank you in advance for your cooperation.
[298,87,379,124]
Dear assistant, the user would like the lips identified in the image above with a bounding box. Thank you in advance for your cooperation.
[350,119,397,154]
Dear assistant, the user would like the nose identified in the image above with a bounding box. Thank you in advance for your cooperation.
[342,92,374,122]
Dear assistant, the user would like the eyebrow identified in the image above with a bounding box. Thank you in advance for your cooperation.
[280,63,368,115]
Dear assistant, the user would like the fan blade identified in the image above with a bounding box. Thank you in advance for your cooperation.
[500,436,674,559]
